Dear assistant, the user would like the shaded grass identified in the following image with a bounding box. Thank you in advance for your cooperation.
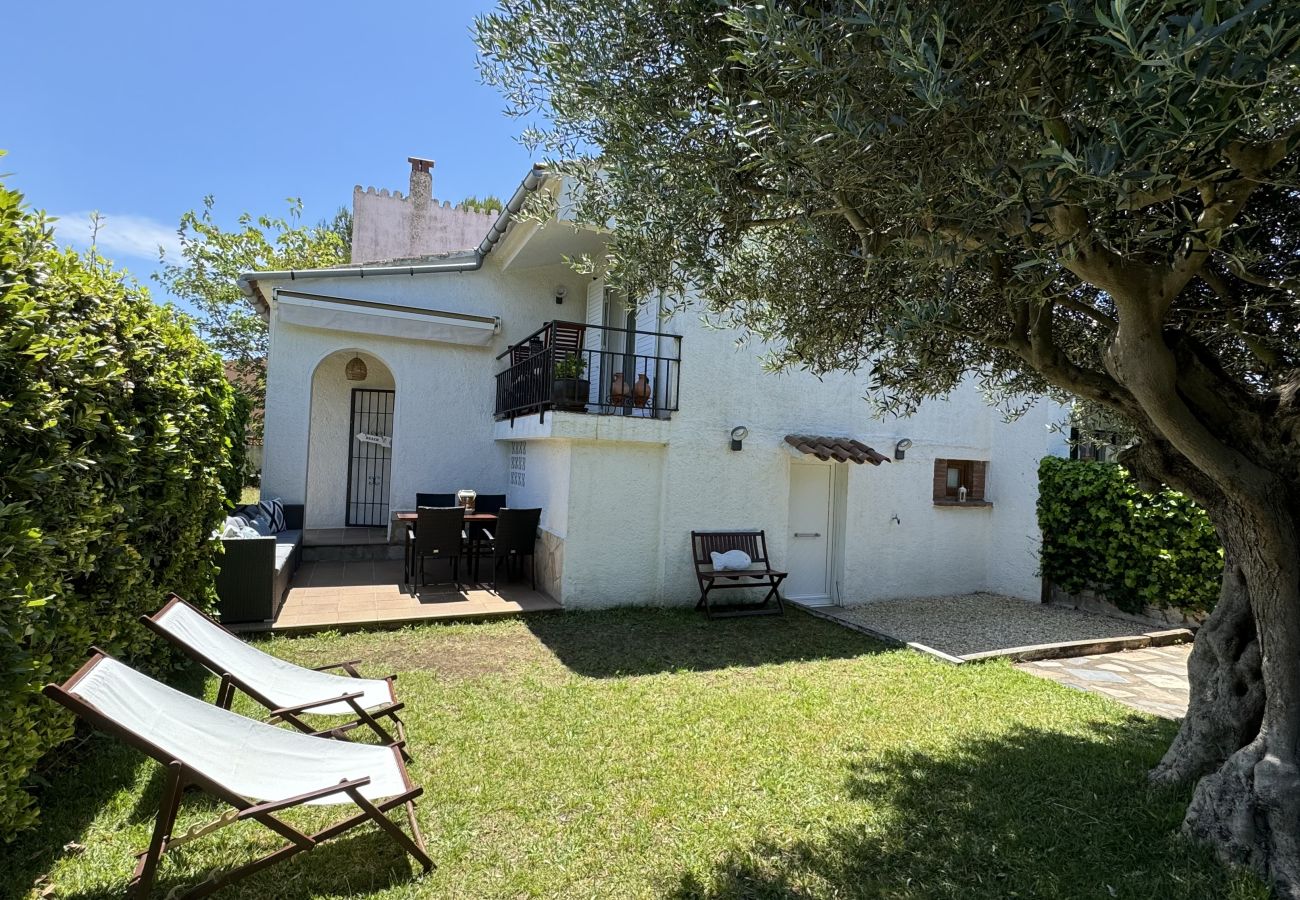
[4,608,1265,899]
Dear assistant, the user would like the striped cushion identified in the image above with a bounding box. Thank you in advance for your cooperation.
[258,498,286,533]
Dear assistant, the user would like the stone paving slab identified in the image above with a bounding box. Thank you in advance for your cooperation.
[1018,644,1191,719]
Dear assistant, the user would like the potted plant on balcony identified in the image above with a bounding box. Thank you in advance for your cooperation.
[552,353,589,412]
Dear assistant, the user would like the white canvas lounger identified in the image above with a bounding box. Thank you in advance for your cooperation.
[143,594,409,756]
[44,652,433,899]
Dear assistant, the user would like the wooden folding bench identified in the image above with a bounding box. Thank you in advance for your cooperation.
[691,530,787,618]
[143,594,409,758]
[44,651,433,899]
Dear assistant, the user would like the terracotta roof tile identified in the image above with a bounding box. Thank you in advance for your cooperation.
[784,435,891,466]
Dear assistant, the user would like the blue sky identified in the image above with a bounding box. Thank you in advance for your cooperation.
[7,0,532,306]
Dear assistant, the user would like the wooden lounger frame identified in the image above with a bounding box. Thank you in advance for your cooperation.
[44,651,433,899]
[142,594,410,759]
[691,530,788,619]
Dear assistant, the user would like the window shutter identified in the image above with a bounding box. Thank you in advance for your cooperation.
[585,279,605,407]
[971,461,988,500]
[933,458,948,501]
[631,292,661,417]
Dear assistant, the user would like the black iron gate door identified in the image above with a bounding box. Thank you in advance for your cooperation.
[346,388,395,527]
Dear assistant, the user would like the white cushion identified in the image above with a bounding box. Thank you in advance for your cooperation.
[710,549,753,571]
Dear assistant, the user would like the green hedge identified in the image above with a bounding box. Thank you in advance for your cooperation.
[0,182,235,836]
[1037,456,1222,616]
[221,388,254,504]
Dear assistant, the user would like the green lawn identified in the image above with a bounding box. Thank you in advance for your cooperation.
[8,609,1264,899]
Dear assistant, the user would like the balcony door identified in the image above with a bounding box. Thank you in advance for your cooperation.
[584,279,661,416]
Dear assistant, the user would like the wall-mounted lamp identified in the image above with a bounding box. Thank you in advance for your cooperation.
[894,438,913,460]
[730,425,749,451]
[554,285,569,305]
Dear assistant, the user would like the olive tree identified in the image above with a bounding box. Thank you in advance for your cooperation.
[477,0,1300,891]
[155,197,349,438]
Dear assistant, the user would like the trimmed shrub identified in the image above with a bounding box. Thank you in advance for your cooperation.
[0,183,235,836]
[1037,456,1222,616]
[222,388,254,503]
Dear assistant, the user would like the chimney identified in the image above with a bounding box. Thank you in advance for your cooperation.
[407,156,434,205]
[406,156,434,256]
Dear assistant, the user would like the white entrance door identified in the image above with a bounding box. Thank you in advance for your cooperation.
[787,464,833,604]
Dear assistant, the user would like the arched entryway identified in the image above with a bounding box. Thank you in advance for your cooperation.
[305,349,397,529]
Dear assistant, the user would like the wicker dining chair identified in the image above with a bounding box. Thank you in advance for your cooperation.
[406,507,466,590]
[482,508,542,590]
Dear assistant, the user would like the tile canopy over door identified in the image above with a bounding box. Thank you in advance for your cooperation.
[346,388,394,527]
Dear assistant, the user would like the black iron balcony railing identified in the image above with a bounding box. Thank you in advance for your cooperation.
[494,320,682,422]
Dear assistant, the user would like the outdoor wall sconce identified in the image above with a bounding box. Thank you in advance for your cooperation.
[894,438,913,460]
[730,425,749,451]
[555,285,568,305]
[345,356,368,381]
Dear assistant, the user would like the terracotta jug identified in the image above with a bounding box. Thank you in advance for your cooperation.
[633,373,651,408]
[611,372,629,405]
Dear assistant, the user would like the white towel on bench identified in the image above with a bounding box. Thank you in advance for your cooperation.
[710,549,753,571]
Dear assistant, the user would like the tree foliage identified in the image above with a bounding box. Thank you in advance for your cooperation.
[0,179,235,836]
[479,0,1297,418]
[457,194,505,214]
[153,197,349,404]
[478,0,1300,890]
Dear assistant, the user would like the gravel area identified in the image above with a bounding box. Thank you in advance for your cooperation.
[827,592,1160,658]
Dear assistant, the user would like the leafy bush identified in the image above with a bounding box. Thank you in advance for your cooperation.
[1037,456,1222,616]
[0,182,235,836]
[221,388,254,503]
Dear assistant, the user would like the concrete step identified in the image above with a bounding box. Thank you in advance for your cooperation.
[303,543,405,563]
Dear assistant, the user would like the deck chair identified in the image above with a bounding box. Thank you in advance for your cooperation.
[546,320,587,357]
[44,651,432,899]
[143,595,409,757]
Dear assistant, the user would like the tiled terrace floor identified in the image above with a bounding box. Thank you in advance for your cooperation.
[1018,644,1192,719]
[233,558,560,633]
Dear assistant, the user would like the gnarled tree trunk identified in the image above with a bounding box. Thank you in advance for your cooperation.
[1094,285,1300,894]
[1178,497,1300,898]
[1142,483,1300,896]
[1150,538,1263,786]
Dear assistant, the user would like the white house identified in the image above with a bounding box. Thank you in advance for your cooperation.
[242,157,1068,610]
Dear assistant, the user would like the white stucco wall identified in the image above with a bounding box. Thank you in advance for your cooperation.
[351,187,499,263]
[560,441,666,608]
[261,259,583,529]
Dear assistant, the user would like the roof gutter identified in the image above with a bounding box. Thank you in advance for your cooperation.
[237,163,549,316]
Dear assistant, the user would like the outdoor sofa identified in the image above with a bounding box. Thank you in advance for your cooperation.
[215,502,304,624]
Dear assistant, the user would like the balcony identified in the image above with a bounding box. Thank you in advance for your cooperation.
[494,320,682,422]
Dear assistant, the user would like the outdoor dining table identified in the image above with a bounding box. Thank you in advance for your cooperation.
[395,511,497,582]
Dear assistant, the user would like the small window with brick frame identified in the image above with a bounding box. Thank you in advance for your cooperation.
[932,458,988,502]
